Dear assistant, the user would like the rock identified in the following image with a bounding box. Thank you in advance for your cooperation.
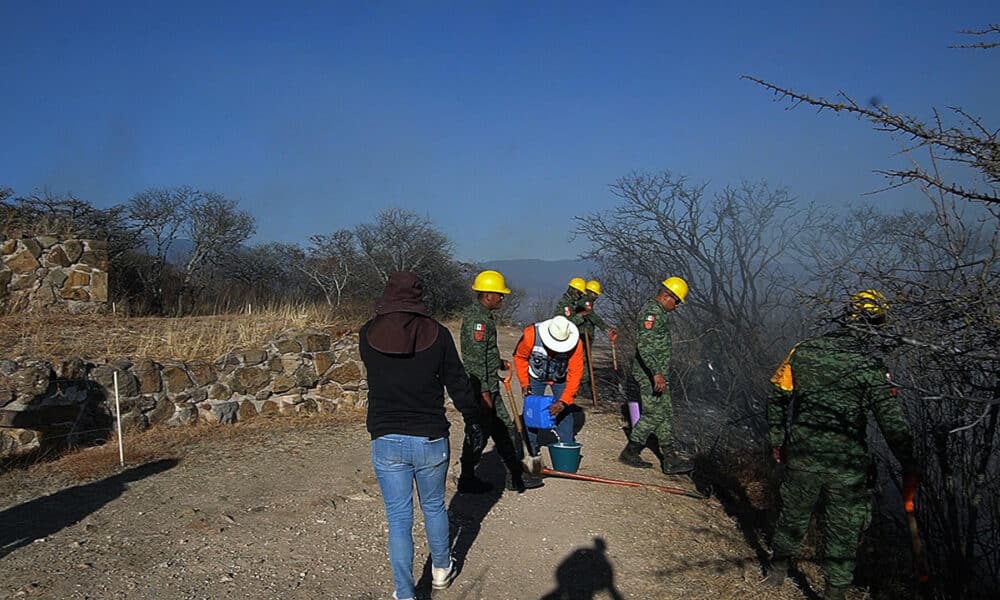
[45,269,68,287]
[197,402,217,424]
[134,360,161,394]
[295,331,331,352]
[43,246,71,268]
[167,406,196,427]
[119,409,148,433]
[230,367,269,395]
[91,365,140,398]
[327,360,363,385]
[299,398,318,413]
[293,364,318,388]
[270,374,296,394]
[275,393,304,415]
[85,240,108,251]
[254,388,272,402]
[213,401,240,425]
[61,287,90,301]
[146,397,175,425]
[238,350,267,366]
[208,383,232,401]
[0,239,17,255]
[273,338,301,354]
[238,399,258,421]
[315,398,340,413]
[280,355,302,374]
[33,284,56,304]
[36,236,59,249]
[313,381,344,400]
[90,271,108,302]
[312,351,337,378]
[78,251,103,269]
[258,400,279,416]
[190,387,207,403]
[11,271,38,291]
[55,358,86,380]
[64,269,90,288]
[12,364,51,398]
[0,360,18,376]
[62,240,83,262]
[215,353,240,375]
[161,364,193,394]
[21,238,42,258]
[268,355,283,372]
[0,270,11,289]
[187,362,216,386]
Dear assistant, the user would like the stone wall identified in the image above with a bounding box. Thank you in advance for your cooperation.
[0,235,108,313]
[0,328,367,456]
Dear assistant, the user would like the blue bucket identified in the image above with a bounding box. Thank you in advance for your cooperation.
[547,442,582,473]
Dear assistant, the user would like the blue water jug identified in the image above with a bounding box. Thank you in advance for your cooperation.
[523,394,556,429]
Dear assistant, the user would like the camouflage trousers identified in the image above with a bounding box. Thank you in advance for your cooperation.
[627,367,673,448]
[459,391,520,476]
[771,466,872,587]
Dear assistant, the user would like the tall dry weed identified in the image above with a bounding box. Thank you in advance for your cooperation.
[0,302,368,362]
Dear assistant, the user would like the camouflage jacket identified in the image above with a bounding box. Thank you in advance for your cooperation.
[768,328,915,474]
[553,290,587,328]
[460,302,502,394]
[633,298,671,377]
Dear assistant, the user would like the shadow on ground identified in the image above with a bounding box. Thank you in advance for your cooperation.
[539,537,625,600]
[0,458,179,558]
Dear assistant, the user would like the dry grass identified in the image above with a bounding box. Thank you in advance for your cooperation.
[11,408,366,484]
[0,303,369,362]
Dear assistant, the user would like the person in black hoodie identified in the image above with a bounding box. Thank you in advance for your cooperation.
[359,271,485,600]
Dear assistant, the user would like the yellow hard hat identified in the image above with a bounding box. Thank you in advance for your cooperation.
[472,270,511,294]
[585,280,602,295]
[661,277,688,303]
[568,277,587,292]
[850,289,888,319]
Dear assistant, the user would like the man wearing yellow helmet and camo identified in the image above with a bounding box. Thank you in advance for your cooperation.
[618,276,690,475]
[764,289,919,600]
[561,279,617,398]
[457,270,544,494]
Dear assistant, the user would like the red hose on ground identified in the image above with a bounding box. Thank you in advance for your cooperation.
[541,468,704,499]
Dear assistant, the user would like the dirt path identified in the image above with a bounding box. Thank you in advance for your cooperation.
[0,325,814,599]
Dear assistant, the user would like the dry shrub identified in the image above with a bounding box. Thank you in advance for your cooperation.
[0,303,368,362]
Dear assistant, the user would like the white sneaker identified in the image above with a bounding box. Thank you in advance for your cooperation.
[431,558,455,589]
[392,592,414,600]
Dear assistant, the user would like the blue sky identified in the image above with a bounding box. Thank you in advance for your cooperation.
[1,2,996,261]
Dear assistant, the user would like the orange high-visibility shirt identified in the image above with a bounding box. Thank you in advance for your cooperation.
[512,324,583,404]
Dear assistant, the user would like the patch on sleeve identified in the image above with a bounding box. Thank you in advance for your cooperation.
[473,323,485,342]
[644,314,656,329]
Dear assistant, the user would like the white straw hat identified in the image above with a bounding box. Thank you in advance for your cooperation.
[537,316,579,353]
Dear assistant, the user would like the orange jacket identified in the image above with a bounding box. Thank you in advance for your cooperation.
[513,324,583,404]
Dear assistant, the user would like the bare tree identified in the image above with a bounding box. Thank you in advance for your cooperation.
[178,192,255,313]
[575,173,825,450]
[297,230,359,307]
[126,187,193,313]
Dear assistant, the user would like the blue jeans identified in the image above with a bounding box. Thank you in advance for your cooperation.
[525,379,575,454]
[371,434,451,599]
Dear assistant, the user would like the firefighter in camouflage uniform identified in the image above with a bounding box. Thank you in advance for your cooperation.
[554,278,616,399]
[764,289,920,600]
[618,276,690,475]
[457,270,543,494]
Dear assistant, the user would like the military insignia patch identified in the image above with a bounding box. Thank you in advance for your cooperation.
[474,323,485,342]
[644,314,655,329]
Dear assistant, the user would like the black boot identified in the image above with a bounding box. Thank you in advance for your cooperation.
[618,441,653,468]
[457,473,493,494]
[763,558,788,587]
[662,456,694,475]
[506,470,544,492]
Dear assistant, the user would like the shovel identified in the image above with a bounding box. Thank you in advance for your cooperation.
[501,372,544,476]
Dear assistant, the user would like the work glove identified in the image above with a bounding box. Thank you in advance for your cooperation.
[464,423,487,454]
[902,471,920,513]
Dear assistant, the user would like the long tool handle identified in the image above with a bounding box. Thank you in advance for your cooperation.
[610,337,618,372]
[541,468,704,499]
[502,372,526,437]
[583,330,598,408]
